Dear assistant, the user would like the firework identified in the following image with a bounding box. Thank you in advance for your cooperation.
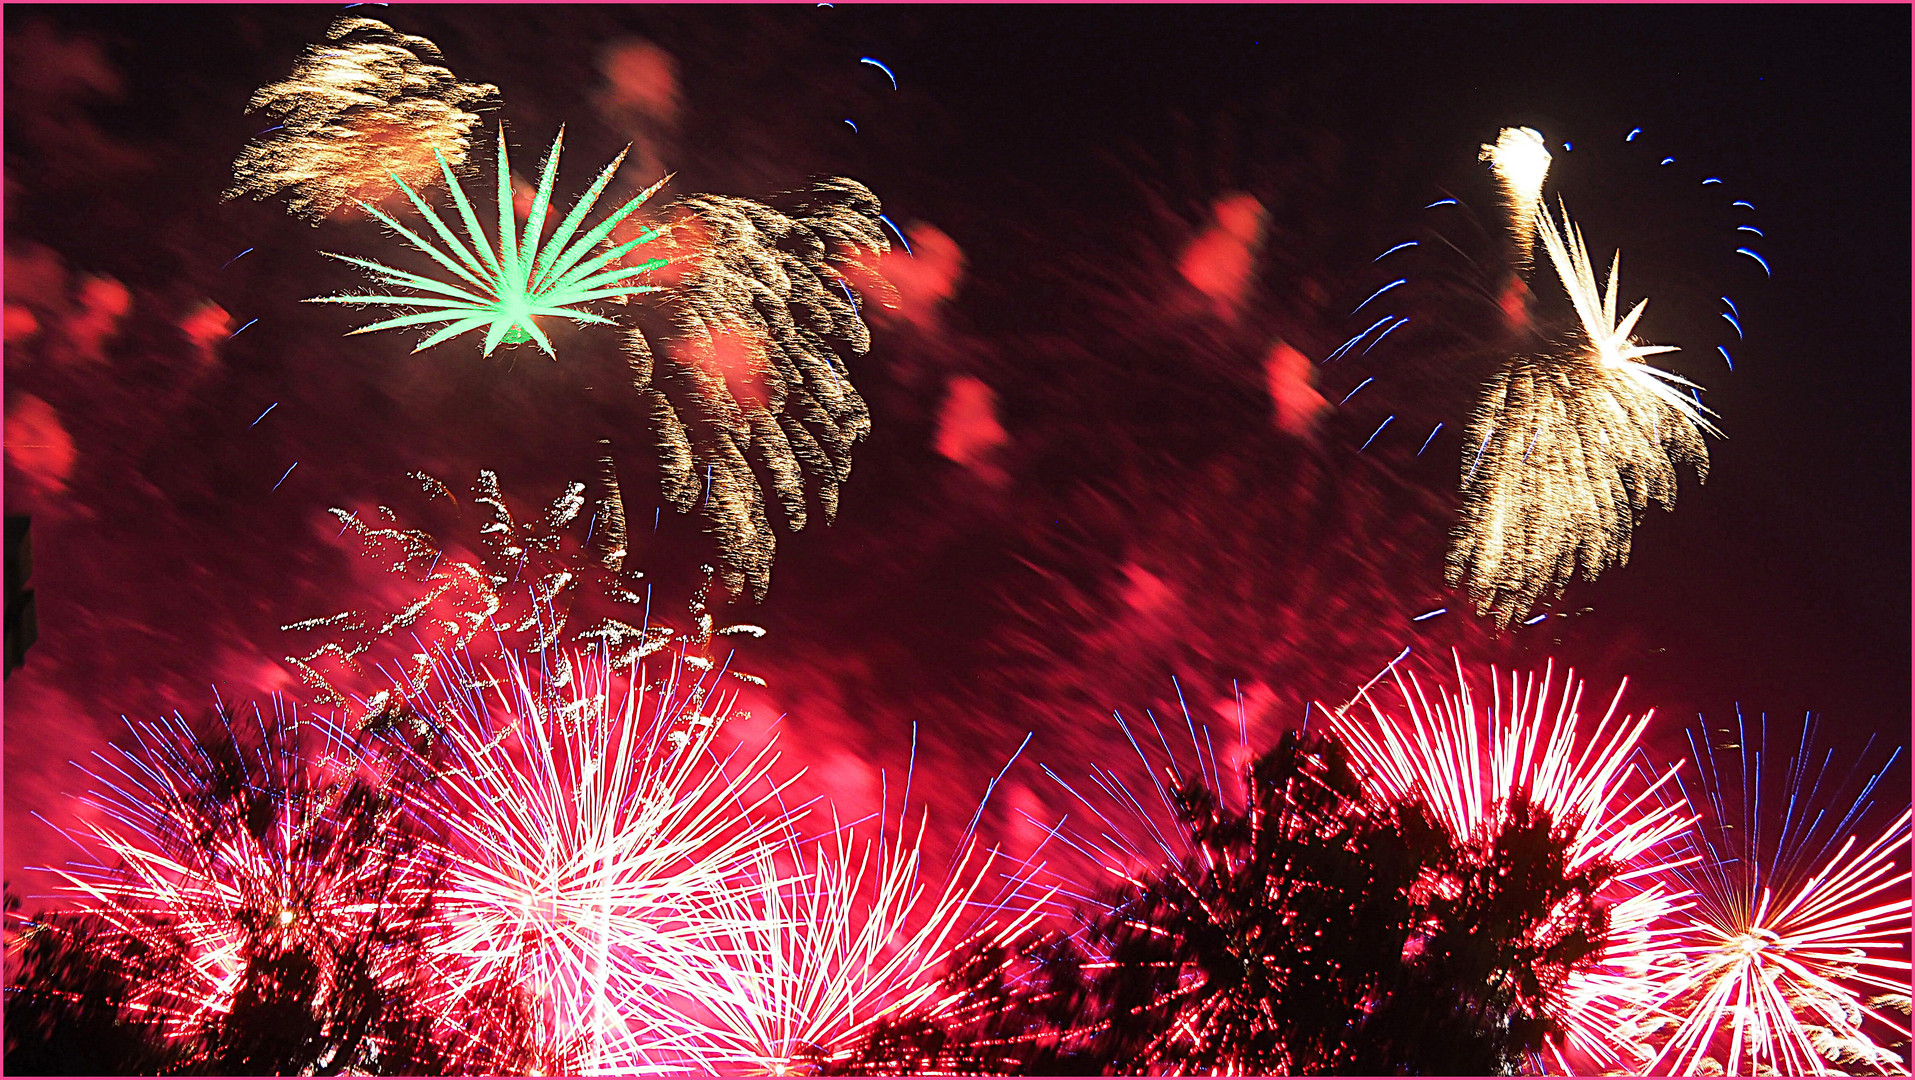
[1447,199,1716,627]
[648,814,1054,1074]
[309,126,668,357]
[402,646,795,1073]
[1330,655,1700,1069]
[1479,126,1552,266]
[284,467,764,731]
[226,18,497,222]
[37,698,436,1070]
[631,181,892,598]
[1629,714,1911,1076]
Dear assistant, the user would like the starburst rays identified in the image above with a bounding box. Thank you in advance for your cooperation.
[309,127,668,357]
[1330,656,1700,1069]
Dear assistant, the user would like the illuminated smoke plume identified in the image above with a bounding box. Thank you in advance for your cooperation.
[631,180,893,598]
[226,17,497,222]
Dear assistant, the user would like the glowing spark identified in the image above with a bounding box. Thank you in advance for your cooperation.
[1417,421,1443,456]
[1721,296,1740,318]
[1720,312,1743,338]
[1410,606,1446,621]
[1480,126,1552,264]
[1737,225,1764,236]
[220,247,253,269]
[249,402,278,427]
[1373,239,1419,261]
[227,317,258,339]
[1703,177,1722,184]
[1331,659,1699,1069]
[1660,157,1675,166]
[1626,128,1642,141]
[1732,200,1755,210]
[1351,278,1406,315]
[1358,414,1393,452]
[1448,200,1717,627]
[1735,248,1771,276]
[1522,612,1548,625]
[859,56,898,89]
[273,462,299,490]
[1716,346,1733,371]
[226,18,497,221]
[1426,197,1458,208]
[1337,376,1374,406]
[843,118,857,132]
[308,127,668,358]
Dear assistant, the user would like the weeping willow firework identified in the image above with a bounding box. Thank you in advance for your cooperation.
[308,126,668,357]
[38,699,434,1060]
[632,182,893,598]
[1330,656,1700,1070]
[647,814,1054,1074]
[1447,164,1718,626]
[226,17,497,222]
[1624,715,1912,1076]
[403,647,795,1073]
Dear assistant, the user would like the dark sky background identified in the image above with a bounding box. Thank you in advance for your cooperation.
[4,5,1908,902]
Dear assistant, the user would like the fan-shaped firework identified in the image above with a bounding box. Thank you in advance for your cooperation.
[631,181,892,597]
[226,17,497,222]
[402,646,795,1073]
[1627,714,1911,1076]
[1329,655,1699,1070]
[649,814,1054,1074]
[1447,196,1717,627]
[36,699,437,1070]
[309,126,668,357]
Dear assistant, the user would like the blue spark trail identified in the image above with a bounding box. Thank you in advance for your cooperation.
[221,248,254,269]
[1703,177,1722,185]
[1351,278,1406,315]
[878,213,913,255]
[1358,415,1393,452]
[1373,240,1418,262]
[1626,127,1642,142]
[859,56,898,89]
[843,118,857,132]
[1721,312,1743,338]
[1416,422,1443,456]
[228,318,259,340]
[1425,197,1457,208]
[1325,315,1393,363]
[1411,607,1446,622]
[1660,157,1675,165]
[1337,377,1373,406]
[1735,248,1771,276]
[249,402,278,427]
[1737,225,1764,237]
[1732,200,1755,210]
[1362,316,1409,354]
[1717,346,1734,371]
[1465,428,1492,482]
[1523,613,1548,626]
[272,462,299,491]
[1721,296,1741,319]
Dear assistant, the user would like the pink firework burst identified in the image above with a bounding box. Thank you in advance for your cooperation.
[1328,654,1700,1072]
[37,697,433,1065]
[401,646,797,1073]
[1629,713,1911,1076]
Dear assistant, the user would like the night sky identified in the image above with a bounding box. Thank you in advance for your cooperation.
[4,5,1908,902]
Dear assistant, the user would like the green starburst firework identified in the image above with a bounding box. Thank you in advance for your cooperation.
[310,126,668,357]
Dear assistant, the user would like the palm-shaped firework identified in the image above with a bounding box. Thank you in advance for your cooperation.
[309,127,668,357]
